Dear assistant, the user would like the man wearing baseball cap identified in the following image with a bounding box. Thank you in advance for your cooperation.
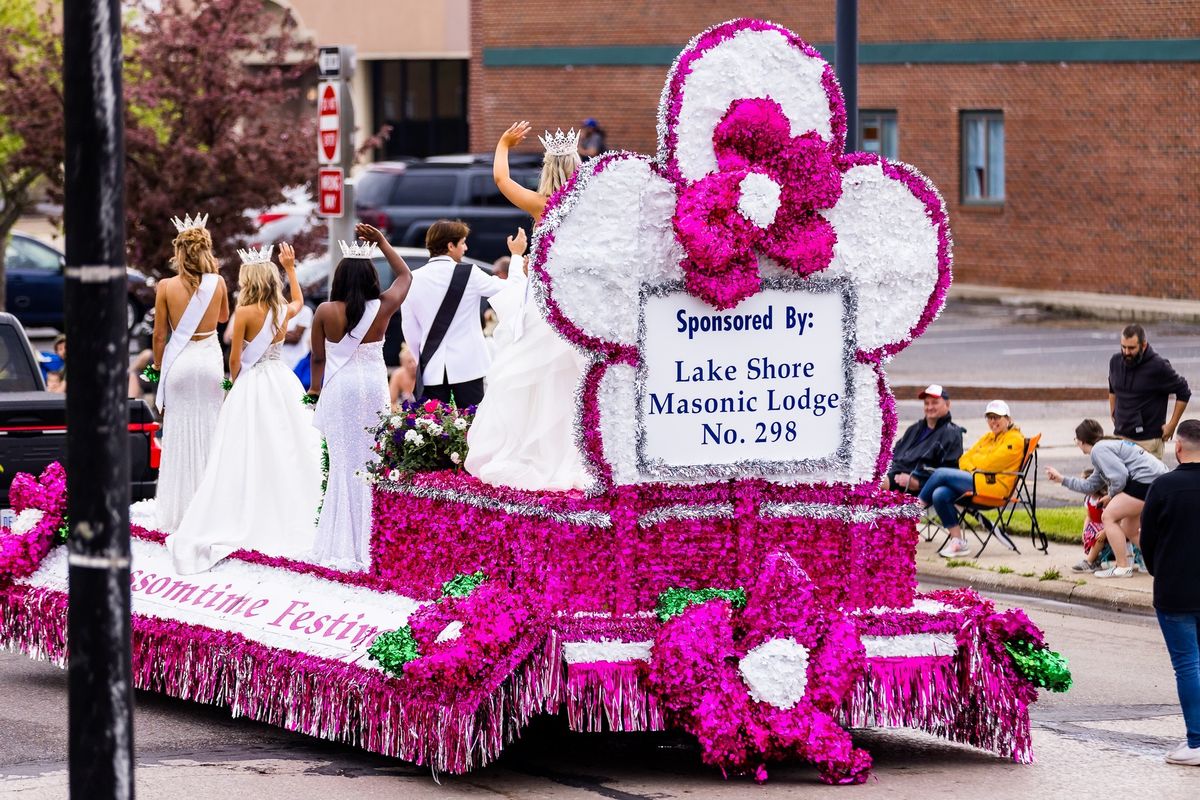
[886,384,965,495]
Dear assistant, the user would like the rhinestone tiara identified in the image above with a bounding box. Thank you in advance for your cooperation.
[339,240,381,259]
[537,128,579,157]
[236,244,274,267]
[171,213,209,233]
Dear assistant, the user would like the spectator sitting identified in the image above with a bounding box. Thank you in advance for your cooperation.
[1109,323,1190,458]
[918,400,1024,558]
[885,383,964,494]
[1047,418,1167,578]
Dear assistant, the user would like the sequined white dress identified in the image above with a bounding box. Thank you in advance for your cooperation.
[166,342,323,574]
[312,339,390,571]
[155,332,224,532]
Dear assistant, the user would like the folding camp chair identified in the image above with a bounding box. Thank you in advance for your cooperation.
[938,434,1049,558]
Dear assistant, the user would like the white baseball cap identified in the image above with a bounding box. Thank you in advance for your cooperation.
[918,384,949,400]
[985,399,1011,417]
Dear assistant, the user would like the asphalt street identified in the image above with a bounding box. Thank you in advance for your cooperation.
[2,592,1197,798]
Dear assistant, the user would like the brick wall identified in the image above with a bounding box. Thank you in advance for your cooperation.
[470,2,1200,299]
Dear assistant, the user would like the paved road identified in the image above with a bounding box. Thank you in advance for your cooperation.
[2,593,1197,798]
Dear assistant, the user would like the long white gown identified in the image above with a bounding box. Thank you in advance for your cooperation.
[166,330,323,574]
[465,268,592,491]
[312,302,390,571]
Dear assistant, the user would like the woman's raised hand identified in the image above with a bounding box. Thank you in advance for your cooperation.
[354,223,385,244]
[278,242,296,271]
[499,121,531,148]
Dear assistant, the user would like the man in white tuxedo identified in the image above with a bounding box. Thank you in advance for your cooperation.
[401,219,506,407]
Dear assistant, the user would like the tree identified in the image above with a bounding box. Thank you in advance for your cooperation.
[0,0,316,303]
[0,0,64,310]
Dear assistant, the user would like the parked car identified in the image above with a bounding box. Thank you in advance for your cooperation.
[0,312,159,504]
[4,231,158,333]
[355,157,541,262]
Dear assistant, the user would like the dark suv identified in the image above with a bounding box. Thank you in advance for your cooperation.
[355,156,542,263]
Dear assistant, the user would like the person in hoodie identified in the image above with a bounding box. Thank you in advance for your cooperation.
[886,384,965,494]
[1109,323,1190,459]
[918,400,1025,558]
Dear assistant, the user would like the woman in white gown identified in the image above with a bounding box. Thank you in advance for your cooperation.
[464,122,592,491]
[309,224,413,570]
[167,244,322,574]
[151,215,229,531]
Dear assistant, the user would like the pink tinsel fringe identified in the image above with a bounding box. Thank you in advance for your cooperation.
[565,661,665,733]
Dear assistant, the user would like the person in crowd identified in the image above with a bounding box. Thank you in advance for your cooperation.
[167,243,321,574]
[309,224,412,570]
[400,220,505,408]
[1047,418,1167,578]
[886,384,964,494]
[1109,323,1190,458]
[1139,419,1200,766]
[491,255,512,280]
[464,123,591,491]
[280,297,314,370]
[151,215,229,532]
[38,334,67,383]
[918,400,1024,558]
[578,117,607,160]
[388,343,418,409]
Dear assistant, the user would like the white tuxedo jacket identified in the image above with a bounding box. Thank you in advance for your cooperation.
[401,255,506,385]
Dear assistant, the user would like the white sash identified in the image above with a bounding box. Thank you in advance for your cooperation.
[323,299,380,389]
[239,307,280,372]
[156,274,219,412]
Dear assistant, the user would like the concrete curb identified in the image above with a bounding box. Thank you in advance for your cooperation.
[917,561,1154,615]
[951,283,1200,324]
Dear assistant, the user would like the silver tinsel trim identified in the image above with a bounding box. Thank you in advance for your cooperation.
[636,503,736,528]
[634,276,857,482]
[759,502,922,523]
[377,481,613,528]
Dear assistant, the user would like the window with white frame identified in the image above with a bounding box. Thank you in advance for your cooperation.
[859,111,898,160]
[961,111,1004,203]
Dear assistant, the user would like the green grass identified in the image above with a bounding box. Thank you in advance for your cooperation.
[943,559,980,569]
[1038,568,1063,582]
[1019,571,1036,578]
[978,506,1086,545]
[996,566,1014,574]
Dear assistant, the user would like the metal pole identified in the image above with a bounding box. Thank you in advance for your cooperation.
[62,0,134,797]
[835,0,859,152]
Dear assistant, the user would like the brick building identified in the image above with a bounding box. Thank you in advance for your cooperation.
[469,1,1200,300]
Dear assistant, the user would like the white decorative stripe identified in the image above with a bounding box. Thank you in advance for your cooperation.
[759,502,923,522]
[64,265,126,283]
[378,482,612,528]
[856,599,952,617]
[637,503,735,527]
[563,640,653,664]
[862,633,957,659]
[562,610,657,619]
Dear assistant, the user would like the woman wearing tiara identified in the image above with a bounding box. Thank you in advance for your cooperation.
[309,224,412,570]
[152,214,229,531]
[167,243,323,574]
[464,123,592,491]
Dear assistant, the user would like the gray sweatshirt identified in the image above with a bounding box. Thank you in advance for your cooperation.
[1061,439,1169,497]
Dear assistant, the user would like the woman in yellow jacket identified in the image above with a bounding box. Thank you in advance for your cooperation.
[918,400,1025,558]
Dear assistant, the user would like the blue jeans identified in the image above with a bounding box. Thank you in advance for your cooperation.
[917,468,974,529]
[1157,611,1200,748]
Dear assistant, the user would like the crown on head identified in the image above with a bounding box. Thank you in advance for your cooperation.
[339,240,381,260]
[538,128,580,157]
[171,213,209,233]
[236,244,274,267]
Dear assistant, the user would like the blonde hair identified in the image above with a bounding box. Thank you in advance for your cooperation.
[537,152,581,197]
[237,260,286,325]
[171,227,218,292]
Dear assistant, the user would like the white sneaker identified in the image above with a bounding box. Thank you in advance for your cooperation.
[939,538,972,558]
[1166,742,1200,766]
[1094,565,1135,579]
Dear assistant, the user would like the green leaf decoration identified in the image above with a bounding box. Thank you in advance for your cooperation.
[1005,640,1072,692]
[441,571,487,598]
[366,626,420,678]
[656,586,747,622]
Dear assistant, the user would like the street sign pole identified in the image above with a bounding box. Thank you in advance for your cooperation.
[317,45,357,298]
[62,0,134,797]
[836,0,859,152]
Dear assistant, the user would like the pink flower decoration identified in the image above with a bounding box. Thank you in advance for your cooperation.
[0,462,68,581]
[647,551,872,783]
[672,98,843,309]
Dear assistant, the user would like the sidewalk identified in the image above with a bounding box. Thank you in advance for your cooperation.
[914,518,1154,615]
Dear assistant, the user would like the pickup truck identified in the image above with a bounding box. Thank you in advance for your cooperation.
[0,313,159,504]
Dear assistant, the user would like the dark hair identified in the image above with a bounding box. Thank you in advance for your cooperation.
[1074,418,1106,446]
[425,219,470,257]
[330,257,381,333]
[1121,323,1146,344]
[1177,419,1200,449]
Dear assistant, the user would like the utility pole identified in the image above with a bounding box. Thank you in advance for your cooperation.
[62,0,135,797]
[836,0,859,152]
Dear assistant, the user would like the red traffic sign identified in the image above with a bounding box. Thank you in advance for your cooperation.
[318,82,340,164]
[318,167,344,218]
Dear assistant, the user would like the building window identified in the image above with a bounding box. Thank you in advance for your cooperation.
[859,111,898,160]
[961,111,1004,203]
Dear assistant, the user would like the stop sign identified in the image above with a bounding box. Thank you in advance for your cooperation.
[318,82,339,164]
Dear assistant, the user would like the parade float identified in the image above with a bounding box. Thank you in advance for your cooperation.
[0,19,1068,785]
